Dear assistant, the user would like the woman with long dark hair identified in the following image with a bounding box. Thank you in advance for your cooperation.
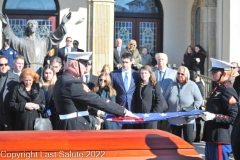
[192,45,207,75]
[92,72,119,129]
[135,65,167,129]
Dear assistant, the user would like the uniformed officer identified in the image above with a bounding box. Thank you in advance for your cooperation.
[53,52,136,130]
[201,58,238,160]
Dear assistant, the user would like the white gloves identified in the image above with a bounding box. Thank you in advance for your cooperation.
[124,109,139,118]
[97,110,105,117]
[201,112,215,121]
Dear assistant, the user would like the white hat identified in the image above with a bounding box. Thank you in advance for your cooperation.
[66,52,92,61]
[209,58,233,71]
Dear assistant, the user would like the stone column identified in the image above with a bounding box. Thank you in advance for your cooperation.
[200,0,217,76]
[229,0,240,62]
[87,0,114,75]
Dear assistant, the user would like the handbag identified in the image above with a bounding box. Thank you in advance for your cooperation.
[168,84,196,124]
[34,113,53,130]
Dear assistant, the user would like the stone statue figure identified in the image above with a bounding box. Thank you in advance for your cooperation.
[0,12,71,74]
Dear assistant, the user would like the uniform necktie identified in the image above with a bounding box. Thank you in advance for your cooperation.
[124,72,128,91]
[85,75,89,83]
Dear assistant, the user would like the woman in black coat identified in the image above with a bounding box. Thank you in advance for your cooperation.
[9,68,45,130]
[135,65,168,129]
[192,45,207,75]
[182,45,194,70]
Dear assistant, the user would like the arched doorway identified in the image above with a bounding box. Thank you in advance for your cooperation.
[2,0,59,38]
[114,0,163,56]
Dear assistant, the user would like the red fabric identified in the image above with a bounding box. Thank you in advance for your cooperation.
[112,116,144,122]
[217,143,222,160]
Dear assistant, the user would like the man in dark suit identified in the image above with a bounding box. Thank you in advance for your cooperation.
[0,55,19,130]
[73,40,84,52]
[58,37,77,65]
[80,58,97,90]
[111,52,138,122]
[114,38,127,70]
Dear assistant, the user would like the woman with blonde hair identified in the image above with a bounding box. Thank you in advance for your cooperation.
[97,64,111,75]
[92,72,119,129]
[39,65,58,129]
[135,65,167,129]
[164,66,202,144]
[126,39,142,70]
[9,68,45,130]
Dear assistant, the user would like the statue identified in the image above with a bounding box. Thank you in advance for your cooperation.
[0,12,71,74]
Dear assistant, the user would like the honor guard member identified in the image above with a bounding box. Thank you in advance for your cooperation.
[201,58,238,160]
[53,52,136,130]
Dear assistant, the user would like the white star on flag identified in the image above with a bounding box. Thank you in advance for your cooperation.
[143,113,150,117]
[160,113,167,116]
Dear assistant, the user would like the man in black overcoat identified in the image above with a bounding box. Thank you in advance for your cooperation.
[0,55,19,130]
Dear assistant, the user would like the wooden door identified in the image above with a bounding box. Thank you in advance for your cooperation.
[115,18,161,56]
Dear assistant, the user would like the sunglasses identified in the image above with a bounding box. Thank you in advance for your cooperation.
[0,63,8,67]
[177,72,184,76]
[99,78,106,83]
[66,40,72,42]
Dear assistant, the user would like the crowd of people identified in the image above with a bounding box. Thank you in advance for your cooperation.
[0,36,240,160]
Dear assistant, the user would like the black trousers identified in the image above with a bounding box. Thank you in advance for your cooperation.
[171,124,194,145]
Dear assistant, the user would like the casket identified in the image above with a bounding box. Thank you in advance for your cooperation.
[0,129,202,159]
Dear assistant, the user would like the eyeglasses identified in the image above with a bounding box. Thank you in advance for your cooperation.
[66,40,72,42]
[177,72,184,76]
[99,78,106,83]
[0,63,8,67]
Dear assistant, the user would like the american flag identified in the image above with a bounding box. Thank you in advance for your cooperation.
[106,110,204,124]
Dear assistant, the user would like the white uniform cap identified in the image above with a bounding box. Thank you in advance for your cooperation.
[66,52,92,61]
[209,58,233,71]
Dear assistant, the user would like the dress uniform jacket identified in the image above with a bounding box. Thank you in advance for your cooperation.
[202,81,238,143]
[53,69,125,130]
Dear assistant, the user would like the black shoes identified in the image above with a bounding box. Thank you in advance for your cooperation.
[193,137,201,142]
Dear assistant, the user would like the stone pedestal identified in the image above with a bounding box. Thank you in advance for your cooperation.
[87,0,114,75]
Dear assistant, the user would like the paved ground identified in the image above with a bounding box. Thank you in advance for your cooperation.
[193,141,235,160]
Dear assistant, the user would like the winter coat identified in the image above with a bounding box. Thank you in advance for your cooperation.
[9,82,45,130]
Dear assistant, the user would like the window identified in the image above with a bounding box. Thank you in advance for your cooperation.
[5,0,56,10]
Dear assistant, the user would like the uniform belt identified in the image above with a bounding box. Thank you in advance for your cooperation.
[59,111,89,120]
